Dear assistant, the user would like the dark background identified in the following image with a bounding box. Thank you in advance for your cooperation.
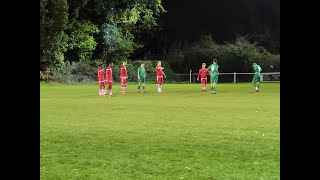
[161,0,279,42]
[132,0,280,59]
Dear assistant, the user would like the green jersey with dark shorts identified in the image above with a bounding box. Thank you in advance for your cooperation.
[252,65,262,83]
[138,67,146,83]
[207,64,219,83]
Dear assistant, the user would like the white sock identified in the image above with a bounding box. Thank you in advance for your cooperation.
[110,91,112,96]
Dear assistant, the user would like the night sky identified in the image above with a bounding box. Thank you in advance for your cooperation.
[160,0,280,43]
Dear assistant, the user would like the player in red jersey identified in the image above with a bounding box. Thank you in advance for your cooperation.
[155,61,166,92]
[105,63,114,97]
[120,61,128,94]
[197,63,210,92]
[98,65,106,96]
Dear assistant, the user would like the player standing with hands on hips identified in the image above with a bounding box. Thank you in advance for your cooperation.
[207,59,219,94]
[155,61,166,93]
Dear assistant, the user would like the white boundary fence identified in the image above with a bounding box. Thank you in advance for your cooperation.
[57,72,280,83]
[175,72,280,83]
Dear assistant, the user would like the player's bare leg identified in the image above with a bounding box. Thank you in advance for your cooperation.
[137,82,141,92]
[256,82,260,92]
[122,86,125,94]
[121,83,124,94]
[99,84,105,96]
[120,79,125,94]
[202,85,206,92]
[121,81,127,94]
[108,85,112,97]
[157,83,162,92]
[211,83,216,94]
[121,85,126,94]
[252,81,259,92]
[102,86,106,96]
[102,84,106,95]
[142,83,146,92]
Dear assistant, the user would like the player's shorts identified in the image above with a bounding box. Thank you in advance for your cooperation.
[157,76,164,84]
[201,78,207,85]
[139,77,146,83]
[105,80,113,87]
[210,74,218,83]
[98,77,105,86]
[252,74,260,83]
[120,77,128,85]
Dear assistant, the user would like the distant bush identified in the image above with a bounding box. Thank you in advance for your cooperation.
[164,34,280,73]
[46,59,176,83]
[51,60,99,83]
[40,68,54,82]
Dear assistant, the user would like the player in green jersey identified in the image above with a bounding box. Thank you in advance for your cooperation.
[137,62,146,92]
[252,63,262,92]
[207,59,219,94]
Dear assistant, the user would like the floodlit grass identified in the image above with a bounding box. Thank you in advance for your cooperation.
[40,83,280,180]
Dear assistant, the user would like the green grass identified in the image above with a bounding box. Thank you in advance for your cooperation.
[40,83,280,180]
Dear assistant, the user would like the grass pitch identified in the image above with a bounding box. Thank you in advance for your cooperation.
[40,83,280,180]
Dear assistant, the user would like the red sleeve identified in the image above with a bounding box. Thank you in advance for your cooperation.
[198,69,201,78]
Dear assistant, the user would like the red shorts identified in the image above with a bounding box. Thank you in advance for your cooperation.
[98,78,105,86]
[201,78,207,85]
[120,77,128,85]
[105,80,113,87]
[157,76,164,84]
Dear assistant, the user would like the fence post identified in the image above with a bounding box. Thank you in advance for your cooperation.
[233,72,236,83]
[189,69,192,83]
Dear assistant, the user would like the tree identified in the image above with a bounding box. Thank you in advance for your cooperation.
[40,0,69,79]
[223,35,259,72]
[40,0,166,80]
[99,0,166,62]
[101,24,136,63]
[65,20,99,62]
